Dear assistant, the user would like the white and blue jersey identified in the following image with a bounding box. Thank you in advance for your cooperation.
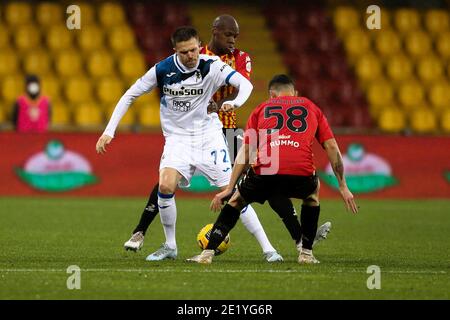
[103,54,238,138]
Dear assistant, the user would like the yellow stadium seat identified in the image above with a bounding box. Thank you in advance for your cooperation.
[96,78,125,105]
[119,51,147,82]
[99,2,126,27]
[0,49,19,77]
[55,50,83,77]
[394,9,420,33]
[398,81,425,111]
[0,25,10,49]
[373,29,401,57]
[343,30,371,61]
[355,54,383,84]
[1,74,24,104]
[77,3,96,26]
[65,77,94,104]
[108,26,137,53]
[41,74,62,101]
[46,25,74,52]
[134,91,160,111]
[106,105,135,128]
[74,103,103,127]
[14,24,41,51]
[367,80,394,117]
[441,109,450,133]
[436,31,450,60]
[378,108,406,133]
[5,2,32,26]
[386,54,413,82]
[138,106,160,127]
[410,108,437,133]
[404,31,432,59]
[428,80,450,114]
[333,7,360,35]
[417,55,444,84]
[380,8,392,29]
[51,101,71,126]
[87,50,115,78]
[77,25,105,53]
[23,49,51,75]
[424,10,449,35]
[0,106,5,123]
[37,2,64,28]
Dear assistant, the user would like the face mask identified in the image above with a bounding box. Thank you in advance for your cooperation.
[27,82,40,98]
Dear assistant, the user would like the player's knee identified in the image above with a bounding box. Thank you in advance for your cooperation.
[228,193,247,211]
[158,182,175,195]
[303,198,320,207]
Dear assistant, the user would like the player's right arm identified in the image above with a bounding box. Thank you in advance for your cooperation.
[96,67,157,154]
[323,138,358,214]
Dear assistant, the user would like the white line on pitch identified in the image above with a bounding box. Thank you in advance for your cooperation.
[0,269,446,274]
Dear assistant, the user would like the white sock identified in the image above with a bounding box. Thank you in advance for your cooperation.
[240,204,276,253]
[158,193,177,249]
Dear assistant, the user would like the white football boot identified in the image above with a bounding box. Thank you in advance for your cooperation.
[298,248,320,264]
[313,221,332,247]
[186,249,215,264]
[124,231,145,252]
[145,243,177,261]
[263,251,284,262]
[296,221,332,253]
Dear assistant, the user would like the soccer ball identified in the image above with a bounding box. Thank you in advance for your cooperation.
[197,223,230,255]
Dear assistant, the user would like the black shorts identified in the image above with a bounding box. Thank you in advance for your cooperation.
[222,128,244,164]
[237,168,319,204]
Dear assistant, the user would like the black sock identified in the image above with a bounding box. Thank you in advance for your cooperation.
[206,204,241,250]
[300,205,320,250]
[268,196,302,243]
[133,183,159,235]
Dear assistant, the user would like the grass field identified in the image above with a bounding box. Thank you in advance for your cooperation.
[0,197,449,300]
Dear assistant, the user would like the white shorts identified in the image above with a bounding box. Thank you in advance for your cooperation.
[159,131,232,188]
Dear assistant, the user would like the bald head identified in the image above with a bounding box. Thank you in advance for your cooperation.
[209,15,239,55]
[212,14,239,31]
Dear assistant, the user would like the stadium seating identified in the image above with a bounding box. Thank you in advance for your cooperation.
[441,109,450,133]
[23,49,51,75]
[77,25,105,53]
[410,108,438,133]
[265,4,370,129]
[96,78,125,105]
[36,2,63,28]
[87,50,116,79]
[334,5,450,133]
[0,1,177,129]
[74,102,103,127]
[378,108,406,133]
[0,49,19,77]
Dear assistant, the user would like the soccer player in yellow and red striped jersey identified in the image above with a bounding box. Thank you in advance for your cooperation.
[200,41,251,129]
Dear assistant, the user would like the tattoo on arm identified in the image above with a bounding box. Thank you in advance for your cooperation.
[332,151,344,182]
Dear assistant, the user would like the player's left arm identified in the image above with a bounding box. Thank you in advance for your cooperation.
[220,72,253,112]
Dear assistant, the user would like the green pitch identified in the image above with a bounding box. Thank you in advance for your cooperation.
[0,197,449,300]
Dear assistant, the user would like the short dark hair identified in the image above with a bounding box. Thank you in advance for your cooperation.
[171,26,199,46]
[268,74,295,91]
[26,74,40,85]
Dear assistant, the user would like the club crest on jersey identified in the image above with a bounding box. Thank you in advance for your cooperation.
[163,86,204,97]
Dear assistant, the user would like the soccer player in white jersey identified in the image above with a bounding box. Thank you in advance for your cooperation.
[96,26,283,261]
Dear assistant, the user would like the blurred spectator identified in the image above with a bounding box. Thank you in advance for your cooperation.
[12,75,51,133]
